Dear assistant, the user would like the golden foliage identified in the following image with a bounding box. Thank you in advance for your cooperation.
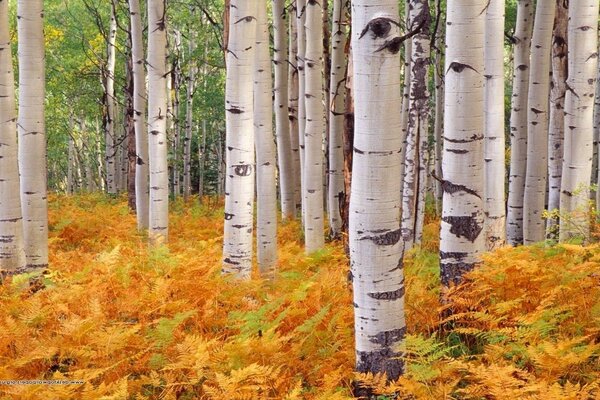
[1,194,600,399]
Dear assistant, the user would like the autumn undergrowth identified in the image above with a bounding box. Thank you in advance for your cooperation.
[1,194,600,399]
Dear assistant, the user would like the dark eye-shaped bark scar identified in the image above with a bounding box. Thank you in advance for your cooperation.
[359,228,401,246]
[359,17,400,39]
[375,37,402,54]
[447,61,478,74]
[235,16,257,24]
[234,164,252,176]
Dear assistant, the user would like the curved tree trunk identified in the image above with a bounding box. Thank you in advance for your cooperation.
[327,0,347,239]
[0,0,25,272]
[273,0,295,219]
[303,0,325,253]
[129,0,149,230]
[559,0,599,242]
[546,0,568,237]
[483,0,506,250]
[523,0,555,244]
[147,0,169,245]
[222,0,256,278]
[254,1,278,274]
[401,0,430,251]
[440,0,485,287]
[506,0,534,245]
[17,0,48,270]
[350,0,405,384]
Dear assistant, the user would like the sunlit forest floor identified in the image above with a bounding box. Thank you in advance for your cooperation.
[1,194,600,399]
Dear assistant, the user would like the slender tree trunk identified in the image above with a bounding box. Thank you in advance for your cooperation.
[303,0,325,253]
[350,0,405,384]
[523,0,555,244]
[222,0,256,278]
[342,46,354,245]
[506,0,534,245]
[273,0,295,219]
[199,120,207,198]
[0,0,25,272]
[183,35,196,200]
[288,12,302,212]
[483,0,506,250]
[595,45,600,211]
[297,0,308,225]
[254,1,278,274]
[546,0,568,237]
[171,31,182,198]
[440,0,485,287]
[148,0,169,245]
[401,0,430,251]
[17,0,48,270]
[129,0,149,229]
[105,4,118,195]
[327,0,347,239]
[68,114,75,195]
[559,0,599,242]
[433,1,444,217]
[125,40,137,211]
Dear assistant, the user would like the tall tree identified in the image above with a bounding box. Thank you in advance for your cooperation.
[182,31,196,200]
[222,0,257,278]
[523,0,555,244]
[546,0,568,236]
[17,0,48,270]
[288,11,302,211]
[483,0,506,250]
[440,0,485,286]
[297,0,307,223]
[0,0,25,272]
[129,0,149,230]
[273,0,296,219]
[327,0,347,239]
[104,3,118,195]
[255,1,278,274]
[559,0,599,241]
[350,0,405,383]
[506,0,534,245]
[303,0,326,253]
[147,0,169,245]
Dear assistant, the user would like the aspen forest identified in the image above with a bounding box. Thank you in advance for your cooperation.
[4,0,600,398]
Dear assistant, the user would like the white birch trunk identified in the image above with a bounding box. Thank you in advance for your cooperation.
[105,6,118,195]
[327,0,347,239]
[303,0,325,253]
[399,4,411,200]
[222,1,256,278]
[183,35,196,200]
[546,0,568,237]
[483,0,506,250]
[523,0,555,244]
[17,0,48,270]
[440,0,485,286]
[272,0,295,219]
[595,44,600,211]
[254,1,278,274]
[350,0,405,382]
[506,0,534,245]
[288,14,302,213]
[148,0,169,245]
[0,0,25,273]
[297,0,307,224]
[559,0,599,242]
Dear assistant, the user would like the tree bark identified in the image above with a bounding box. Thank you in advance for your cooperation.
[297,0,307,224]
[350,0,406,384]
[17,0,48,270]
[440,0,486,287]
[288,11,302,212]
[523,0,555,244]
[183,33,196,200]
[506,0,534,245]
[559,0,599,242]
[148,0,170,245]
[104,4,118,195]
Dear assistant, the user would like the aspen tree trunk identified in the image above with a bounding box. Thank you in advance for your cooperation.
[327,0,347,239]
[171,31,182,198]
[183,35,196,200]
[198,120,207,198]
[17,0,48,270]
[297,0,307,224]
[506,0,534,245]
[483,0,506,250]
[350,0,405,383]
[222,0,256,278]
[148,0,169,245]
[546,0,568,237]
[401,0,430,251]
[559,0,599,242]
[254,1,278,274]
[440,0,485,287]
[303,0,325,253]
[523,0,555,244]
[399,4,411,199]
[105,4,118,195]
[288,13,302,212]
[129,0,150,230]
[125,48,137,210]
[0,0,25,272]
[342,49,354,241]
[68,114,75,194]
[595,49,600,211]
[433,48,444,216]
[273,0,295,219]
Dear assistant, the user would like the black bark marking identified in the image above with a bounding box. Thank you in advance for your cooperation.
[359,17,397,39]
[367,286,405,301]
[447,61,478,74]
[224,213,235,220]
[226,106,244,114]
[440,261,476,287]
[233,164,252,176]
[440,251,468,261]
[442,214,483,242]
[360,228,401,246]
[439,177,481,199]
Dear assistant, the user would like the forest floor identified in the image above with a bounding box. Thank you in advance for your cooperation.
[1,194,600,399]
